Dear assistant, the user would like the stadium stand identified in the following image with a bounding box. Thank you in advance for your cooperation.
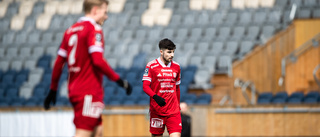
[0,0,320,107]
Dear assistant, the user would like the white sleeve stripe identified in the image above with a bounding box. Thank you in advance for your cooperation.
[58,49,67,58]
[142,79,151,82]
[176,80,181,85]
[89,45,103,54]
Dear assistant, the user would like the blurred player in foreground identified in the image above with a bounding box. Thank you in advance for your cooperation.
[180,102,191,137]
[142,38,182,137]
[44,0,132,137]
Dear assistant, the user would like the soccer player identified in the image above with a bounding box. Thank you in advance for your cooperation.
[142,38,182,137]
[43,0,132,137]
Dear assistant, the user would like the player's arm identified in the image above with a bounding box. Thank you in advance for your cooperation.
[44,48,67,110]
[142,67,166,107]
[88,29,131,94]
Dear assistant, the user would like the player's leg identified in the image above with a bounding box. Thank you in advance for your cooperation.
[150,112,166,137]
[71,94,104,137]
[92,125,103,137]
[75,129,93,137]
[169,132,181,137]
[166,112,182,137]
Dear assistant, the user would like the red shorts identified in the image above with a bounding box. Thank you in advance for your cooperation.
[70,94,104,131]
[149,111,182,135]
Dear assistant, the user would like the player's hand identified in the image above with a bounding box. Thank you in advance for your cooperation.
[153,95,166,107]
[116,79,132,95]
[44,89,57,110]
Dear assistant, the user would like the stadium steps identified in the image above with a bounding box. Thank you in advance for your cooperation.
[207,74,232,104]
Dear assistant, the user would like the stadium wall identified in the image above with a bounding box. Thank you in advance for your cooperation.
[231,19,320,105]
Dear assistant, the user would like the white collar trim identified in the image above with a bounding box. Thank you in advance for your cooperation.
[78,16,98,25]
[157,57,171,67]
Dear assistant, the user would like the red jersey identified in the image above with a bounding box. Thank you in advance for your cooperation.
[53,17,119,98]
[142,58,181,116]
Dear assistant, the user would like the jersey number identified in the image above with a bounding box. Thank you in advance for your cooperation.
[68,34,78,65]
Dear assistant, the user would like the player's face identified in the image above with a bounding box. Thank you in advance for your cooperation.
[96,3,108,25]
[160,49,175,64]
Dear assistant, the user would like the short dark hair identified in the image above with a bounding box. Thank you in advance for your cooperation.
[158,38,176,50]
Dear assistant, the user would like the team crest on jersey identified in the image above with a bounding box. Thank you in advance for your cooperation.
[144,68,149,76]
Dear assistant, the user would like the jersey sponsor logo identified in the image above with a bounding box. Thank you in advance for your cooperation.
[163,73,172,77]
[151,118,163,128]
[144,68,149,76]
[160,82,174,88]
[159,90,174,93]
[69,67,81,73]
[158,79,174,82]
[151,64,159,69]
[82,95,104,118]
[157,73,162,77]
[161,69,172,72]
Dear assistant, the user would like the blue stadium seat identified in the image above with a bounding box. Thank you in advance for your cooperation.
[181,93,197,105]
[271,91,288,104]
[10,97,25,107]
[196,93,212,105]
[287,92,304,104]
[24,97,40,107]
[125,72,138,85]
[257,92,273,104]
[303,91,319,104]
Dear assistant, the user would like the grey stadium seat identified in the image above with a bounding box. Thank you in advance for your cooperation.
[5,46,18,59]
[218,0,231,9]
[266,10,282,24]
[141,42,155,54]
[297,8,312,19]
[169,14,182,26]
[6,2,19,17]
[189,27,203,41]
[0,19,10,33]
[208,41,224,55]
[118,56,133,69]
[24,57,38,70]
[275,0,288,8]
[238,11,252,25]
[289,0,302,7]
[196,11,210,25]
[194,68,211,86]
[238,41,255,56]
[211,11,224,25]
[203,55,217,75]
[216,26,231,41]
[14,31,28,44]
[313,9,320,18]
[177,0,189,12]
[19,46,32,58]
[222,41,239,55]
[245,26,260,40]
[2,31,15,44]
[162,27,175,39]
[189,55,202,68]
[148,27,162,41]
[10,57,24,71]
[175,27,189,41]
[175,55,188,68]
[32,46,45,58]
[303,0,318,7]
[230,26,245,40]
[0,58,11,71]
[135,28,147,39]
[260,25,276,41]
[194,42,209,54]
[224,12,238,26]
[41,32,54,43]
[253,11,267,25]
[217,55,232,73]
[27,31,41,44]
[19,84,34,99]
[31,1,45,16]
[182,12,196,26]
[202,26,217,41]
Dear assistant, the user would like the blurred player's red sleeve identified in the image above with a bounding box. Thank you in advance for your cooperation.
[50,56,66,91]
[143,80,156,97]
[176,85,180,104]
[91,52,120,82]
